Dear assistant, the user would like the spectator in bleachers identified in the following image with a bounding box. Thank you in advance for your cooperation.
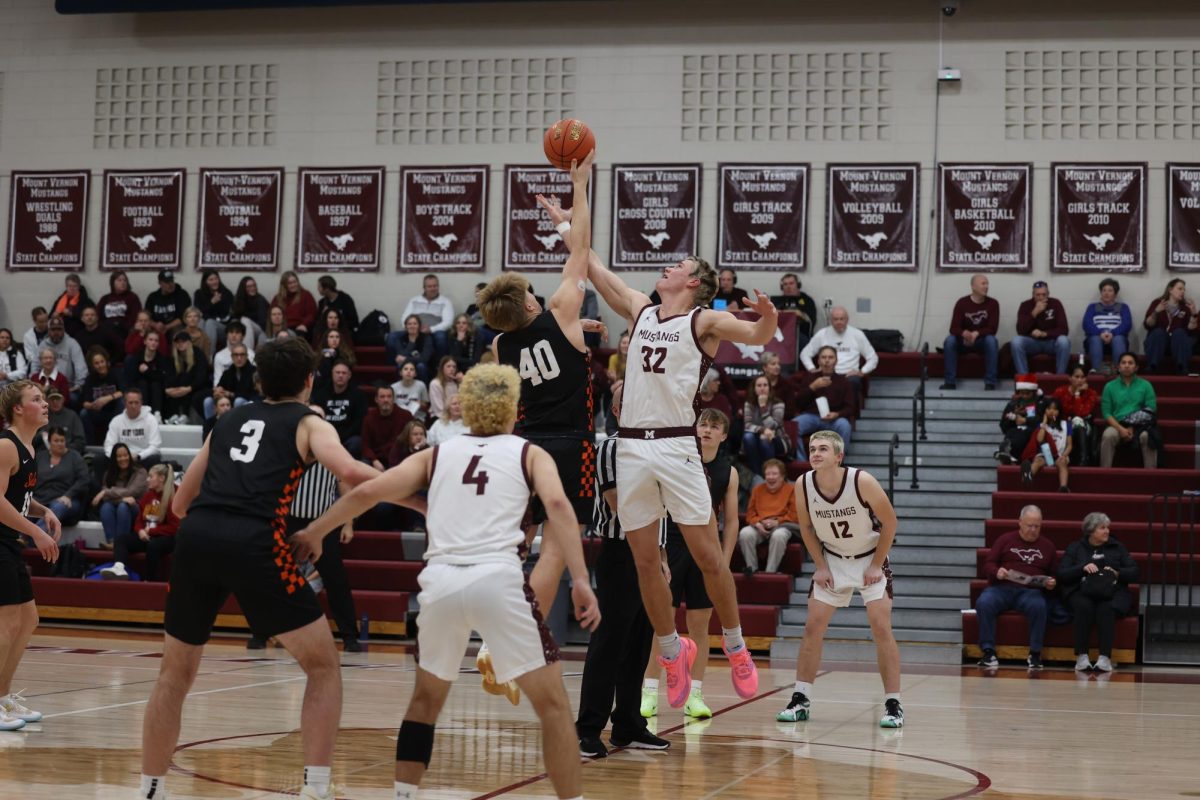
[202,394,231,439]
[427,393,467,446]
[737,458,800,576]
[43,387,85,455]
[400,273,455,357]
[74,306,123,367]
[975,504,1058,670]
[91,442,148,549]
[1057,511,1138,673]
[1019,398,1072,491]
[742,374,788,476]
[123,331,167,416]
[32,348,71,402]
[377,419,430,530]
[101,462,180,582]
[272,270,318,337]
[1052,364,1100,466]
[316,275,359,337]
[211,321,254,388]
[103,388,162,468]
[0,328,29,389]
[312,307,353,351]
[993,375,1044,465]
[580,286,603,350]
[144,271,190,339]
[41,316,88,400]
[940,273,1000,391]
[79,348,124,445]
[762,351,796,416]
[387,419,429,468]
[49,272,94,336]
[32,426,89,529]
[711,267,751,310]
[1099,352,1158,469]
[1143,278,1198,375]
[1081,278,1132,374]
[181,307,213,363]
[606,332,629,383]
[800,306,877,400]
[96,270,142,337]
[232,276,270,347]
[124,311,168,359]
[310,360,366,458]
[770,272,818,353]
[193,269,234,349]
[163,330,207,423]
[390,361,429,422]
[465,280,500,348]
[21,307,51,370]
[315,328,356,388]
[698,368,733,421]
[361,384,412,471]
[264,305,293,340]
[385,313,433,382]
[792,345,854,458]
[447,314,484,371]
[209,346,258,418]
[1012,280,1070,375]
[428,355,461,422]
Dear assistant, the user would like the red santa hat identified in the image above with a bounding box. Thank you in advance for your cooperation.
[1014,374,1038,391]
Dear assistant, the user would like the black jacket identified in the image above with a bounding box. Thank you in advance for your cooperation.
[1057,536,1139,614]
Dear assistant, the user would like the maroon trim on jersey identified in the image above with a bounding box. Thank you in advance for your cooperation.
[798,471,811,516]
[689,306,718,358]
[883,557,894,599]
[812,466,849,506]
[633,303,655,328]
[520,440,533,491]
[522,570,561,666]
[617,426,695,439]
[853,468,868,509]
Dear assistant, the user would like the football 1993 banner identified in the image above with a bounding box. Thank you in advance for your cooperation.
[1167,163,1200,272]
[6,170,90,272]
[399,166,488,272]
[609,164,701,269]
[197,168,283,272]
[825,164,919,271]
[938,163,1031,272]
[502,165,595,271]
[295,167,384,271]
[717,163,809,271]
[1051,162,1146,273]
[100,169,185,271]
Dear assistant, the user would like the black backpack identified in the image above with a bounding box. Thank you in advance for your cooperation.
[355,310,391,346]
[51,541,87,578]
[865,328,904,353]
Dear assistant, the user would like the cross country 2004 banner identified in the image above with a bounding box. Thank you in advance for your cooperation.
[399,166,488,272]
[825,164,919,271]
[503,165,595,271]
[610,164,701,269]
[938,163,1031,272]
[1052,163,1146,273]
[717,163,809,271]
[1167,163,1200,271]
[100,169,185,271]
[6,170,89,271]
[295,167,384,271]
[197,168,283,271]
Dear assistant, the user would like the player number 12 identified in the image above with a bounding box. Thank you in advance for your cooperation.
[828,520,853,539]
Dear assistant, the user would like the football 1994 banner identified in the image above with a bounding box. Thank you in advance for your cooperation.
[825,164,919,271]
[502,165,595,271]
[1051,162,1146,273]
[197,168,283,271]
[717,163,809,271]
[938,164,1031,272]
[6,170,90,271]
[609,164,701,269]
[1167,163,1200,271]
[295,167,384,271]
[399,166,488,272]
[100,169,186,271]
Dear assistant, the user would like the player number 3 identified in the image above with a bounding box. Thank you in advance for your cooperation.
[229,420,266,463]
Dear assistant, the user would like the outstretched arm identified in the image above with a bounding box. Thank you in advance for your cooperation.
[588,250,651,325]
[701,290,779,346]
[543,149,595,321]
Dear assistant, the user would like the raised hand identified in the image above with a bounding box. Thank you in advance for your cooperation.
[742,289,778,319]
[570,148,595,185]
[535,194,570,226]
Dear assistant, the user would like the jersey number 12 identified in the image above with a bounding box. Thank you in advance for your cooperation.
[518,340,561,386]
[229,420,266,463]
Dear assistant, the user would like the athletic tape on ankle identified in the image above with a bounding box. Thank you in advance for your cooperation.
[396,720,436,766]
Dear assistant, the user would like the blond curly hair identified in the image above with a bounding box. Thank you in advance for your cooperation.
[459,363,520,435]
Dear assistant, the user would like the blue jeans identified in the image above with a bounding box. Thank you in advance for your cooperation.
[203,395,249,419]
[741,431,784,475]
[1011,334,1070,374]
[1085,334,1127,371]
[38,498,81,530]
[1144,327,1193,374]
[975,584,1048,652]
[943,334,998,386]
[793,413,853,459]
[99,500,136,544]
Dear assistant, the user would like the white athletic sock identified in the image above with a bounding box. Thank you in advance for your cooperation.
[139,774,166,798]
[643,678,659,691]
[885,692,901,703]
[394,781,419,799]
[722,626,745,653]
[304,765,331,795]
[794,681,813,697]
[658,632,682,661]
[690,680,703,693]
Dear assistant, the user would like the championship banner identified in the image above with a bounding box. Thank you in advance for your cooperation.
[1167,163,1200,271]
[825,164,919,271]
[295,167,384,271]
[714,312,796,379]
[399,165,488,272]
[1051,163,1146,272]
[6,170,89,271]
[938,163,1031,272]
[502,165,595,271]
[197,168,283,271]
[609,164,701,269]
[717,163,808,271]
[100,169,185,270]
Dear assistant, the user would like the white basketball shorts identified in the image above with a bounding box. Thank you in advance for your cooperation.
[616,435,713,531]
[810,554,894,608]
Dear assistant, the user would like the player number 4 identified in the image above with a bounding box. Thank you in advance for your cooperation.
[229,420,266,463]
[462,454,489,495]
[518,340,561,387]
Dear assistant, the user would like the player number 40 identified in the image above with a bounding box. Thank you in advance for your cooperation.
[518,340,561,386]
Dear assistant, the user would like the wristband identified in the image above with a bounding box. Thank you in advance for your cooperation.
[555,221,571,236]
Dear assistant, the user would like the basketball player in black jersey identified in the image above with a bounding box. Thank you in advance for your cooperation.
[135,338,384,800]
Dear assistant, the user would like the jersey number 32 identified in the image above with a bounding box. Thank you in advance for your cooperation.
[518,340,561,386]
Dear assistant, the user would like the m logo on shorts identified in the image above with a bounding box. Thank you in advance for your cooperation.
[644,431,655,439]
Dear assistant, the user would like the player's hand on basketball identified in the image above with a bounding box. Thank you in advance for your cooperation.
[812,566,833,591]
[572,582,601,632]
[570,149,595,184]
[290,527,324,564]
[864,565,884,585]
[742,290,777,318]
[535,194,570,225]
[33,529,59,563]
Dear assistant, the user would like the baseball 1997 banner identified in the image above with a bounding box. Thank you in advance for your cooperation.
[610,164,701,270]
[1167,163,1200,271]
[938,163,1031,272]
[825,164,919,271]
[6,170,89,271]
[1051,162,1146,273]
[502,165,595,271]
[295,167,384,271]
[714,312,797,379]
[197,168,283,271]
[717,163,809,271]
[399,166,488,272]
[100,169,185,271]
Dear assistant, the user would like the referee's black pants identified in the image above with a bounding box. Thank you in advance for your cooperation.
[575,536,654,742]
[286,518,359,642]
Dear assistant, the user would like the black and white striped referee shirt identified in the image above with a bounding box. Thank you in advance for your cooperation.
[288,462,339,521]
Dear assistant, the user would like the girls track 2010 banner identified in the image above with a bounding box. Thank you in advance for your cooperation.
[399,166,488,272]
[100,169,185,271]
[1051,163,1146,273]
[717,163,808,271]
[825,164,919,271]
[609,164,701,270]
[502,165,595,271]
[938,164,1031,272]
[197,168,283,272]
[295,167,384,271]
[6,170,89,272]
[1167,163,1200,272]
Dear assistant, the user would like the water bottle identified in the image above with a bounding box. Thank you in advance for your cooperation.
[1040,442,1054,464]
[359,614,370,642]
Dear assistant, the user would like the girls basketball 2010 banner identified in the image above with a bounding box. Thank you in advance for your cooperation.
[197,168,283,272]
[938,164,1031,272]
[825,164,919,271]
[1052,162,1146,272]
[502,165,594,271]
[1167,163,1200,272]
[100,169,185,271]
[6,170,89,272]
[399,166,488,272]
[295,166,384,272]
[717,163,809,271]
[610,164,701,270]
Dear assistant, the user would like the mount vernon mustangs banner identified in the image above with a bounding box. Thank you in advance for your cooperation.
[6,170,89,271]
[100,169,185,271]
[197,168,283,271]
[938,164,1031,272]
[295,167,384,271]
[1052,163,1146,272]
[715,312,797,379]
[1167,164,1200,271]
[399,166,488,272]
[717,163,808,271]
[610,164,701,269]
[825,164,919,271]
[502,165,595,271]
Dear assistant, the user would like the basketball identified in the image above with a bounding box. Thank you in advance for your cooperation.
[544,118,595,171]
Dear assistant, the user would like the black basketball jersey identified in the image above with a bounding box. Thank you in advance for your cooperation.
[495,310,593,435]
[665,451,732,547]
[189,402,316,522]
[0,430,36,540]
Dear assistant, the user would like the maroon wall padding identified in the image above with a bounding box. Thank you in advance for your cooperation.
[969,579,1142,607]
[983,520,1158,550]
[341,559,422,592]
[730,542,806,576]
[341,531,409,561]
[962,609,1139,650]
[676,603,779,637]
[995,467,1200,494]
[993,491,1171,524]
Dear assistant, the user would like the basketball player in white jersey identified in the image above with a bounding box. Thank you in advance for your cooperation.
[292,364,599,800]
[586,249,777,707]
[776,430,903,728]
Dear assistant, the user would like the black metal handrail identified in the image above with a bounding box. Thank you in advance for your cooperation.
[908,342,929,490]
[886,432,900,503]
[1144,492,1199,663]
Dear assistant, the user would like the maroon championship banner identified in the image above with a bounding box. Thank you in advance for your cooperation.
[6,170,89,271]
[502,165,595,271]
[938,164,1031,272]
[1052,163,1146,272]
[714,313,796,379]
[1167,164,1200,271]
[717,163,808,271]
[609,164,701,269]
[295,167,384,271]
[196,168,283,271]
[398,166,488,272]
[100,169,185,270]
[825,164,919,271]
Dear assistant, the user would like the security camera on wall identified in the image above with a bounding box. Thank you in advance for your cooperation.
[942,0,959,16]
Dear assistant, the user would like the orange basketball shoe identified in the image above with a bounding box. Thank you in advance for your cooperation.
[658,636,697,708]
[476,646,521,706]
[724,643,759,699]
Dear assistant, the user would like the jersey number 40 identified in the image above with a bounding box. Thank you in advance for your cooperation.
[518,340,561,386]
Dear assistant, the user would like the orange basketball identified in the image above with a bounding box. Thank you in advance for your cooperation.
[544,118,595,171]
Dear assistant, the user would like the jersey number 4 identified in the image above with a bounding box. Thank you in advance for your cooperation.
[518,340,561,386]
[461,454,489,495]
[229,420,266,464]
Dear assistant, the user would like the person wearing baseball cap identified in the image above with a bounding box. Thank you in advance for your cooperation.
[145,271,190,337]
[44,385,87,455]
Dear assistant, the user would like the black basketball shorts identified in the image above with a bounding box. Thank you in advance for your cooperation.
[524,435,596,526]
[0,536,34,607]
[667,535,713,611]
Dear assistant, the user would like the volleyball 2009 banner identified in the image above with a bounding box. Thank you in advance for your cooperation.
[825,164,919,271]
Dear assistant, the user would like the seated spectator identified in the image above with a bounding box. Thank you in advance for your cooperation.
[310,306,351,348]
[762,351,796,415]
[90,442,148,548]
[791,345,854,457]
[0,328,29,390]
[103,389,162,468]
[97,270,142,337]
[33,426,89,528]
[390,361,429,422]
[737,459,800,576]
[1082,278,1132,374]
[697,368,733,420]
[799,306,877,399]
[181,307,213,363]
[205,344,256,418]
[73,306,124,366]
[607,332,629,383]
[400,273,455,358]
[1142,278,1198,374]
[316,274,360,337]
[49,272,94,336]
[310,360,366,457]
[428,355,461,421]
[212,321,254,388]
[447,314,485,371]
[742,374,788,476]
[232,275,271,347]
[1057,512,1138,673]
[386,313,434,381]
[1052,364,1100,466]
[466,280,501,349]
[202,394,232,440]
[1099,352,1158,469]
[194,269,234,348]
[32,348,71,401]
[122,331,167,415]
[42,316,88,400]
[427,393,467,445]
[387,419,429,468]
[941,273,1000,390]
[43,387,85,455]
[272,270,318,337]
[710,268,750,310]
[124,310,168,358]
[264,305,294,340]
[380,419,430,530]
[1012,280,1070,375]
[315,327,356,388]
[101,462,180,582]
[974,505,1058,670]
[770,272,817,353]
[362,384,413,471]
[163,330,208,423]
[1020,398,1072,491]
[21,306,51,368]
[144,270,190,338]
[580,286,602,350]
[993,375,1044,465]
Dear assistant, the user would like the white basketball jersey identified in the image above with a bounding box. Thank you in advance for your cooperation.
[621,305,711,429]
[425,434,531,566]
[802,467,881,558]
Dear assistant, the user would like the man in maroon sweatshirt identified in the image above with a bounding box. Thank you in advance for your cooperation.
[1012,281,1071,375]
[361,384,413,471]
[941,273,1001,391]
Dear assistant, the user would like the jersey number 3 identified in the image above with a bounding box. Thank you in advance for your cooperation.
[518,340,561,386]
[229,420,266,464]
